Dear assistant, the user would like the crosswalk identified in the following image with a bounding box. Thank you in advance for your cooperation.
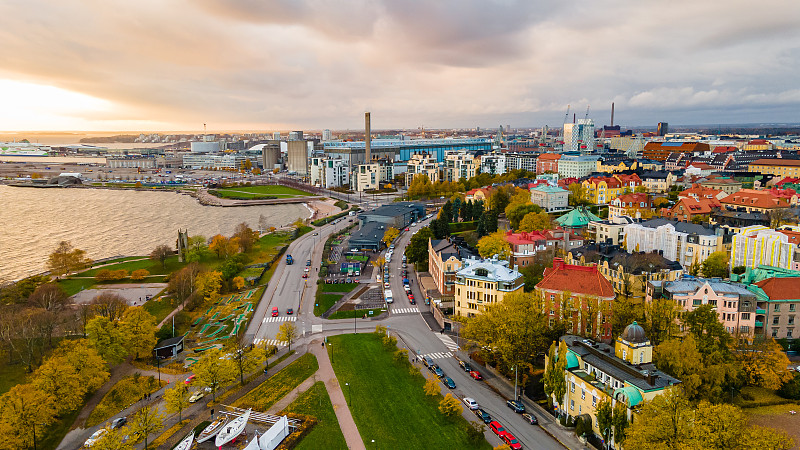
[421,351,453,360]
[437,334,460,352]
[254,339,288,347]
[391,307,419,315]
[262,316,297,323]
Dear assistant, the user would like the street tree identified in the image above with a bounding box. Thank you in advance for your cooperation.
[89,425,133,450]
[543,341,568,415]
[47,241,92,276]
[404,226,434,269]
[438,393,463,418]
[121,307,157,360]
[424,376,441,396]
[595,399,613,446]
[0,383,57,449]
[90,292,129,322]
[86,316,128,365]
[163,383,191,422]
[370,257,387,274]
[382,227,400,247]
[276,322,299,351]
[129,405,164,450]
[149,244,172,268]
[476,231,512,260]
[701,251,729,278]
[192,348,235,402]
[231,342,266,386]
[27,283,70,311]
[734,337,793,390]
[518,211,553,232]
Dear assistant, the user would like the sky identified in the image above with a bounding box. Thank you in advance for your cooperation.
[0,0,798,132]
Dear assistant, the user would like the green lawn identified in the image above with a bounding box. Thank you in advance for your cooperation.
[281,381,347,450]
[87,375,167,427]
[0,361,30,395]
[315,294,343,316]
[328,334,491,450]
[211,185,312,199]
[234,353,318,411]
[327,308,385,320]
[143,297,180,324]
[319,283,359,293]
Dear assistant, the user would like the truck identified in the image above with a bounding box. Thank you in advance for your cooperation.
[286,254,294,265]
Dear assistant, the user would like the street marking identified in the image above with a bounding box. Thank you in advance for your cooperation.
[437,334,459,352]
[421,352,453,360]
[262,316,298,323]
[254,339,288,347]
[391,307,419,315]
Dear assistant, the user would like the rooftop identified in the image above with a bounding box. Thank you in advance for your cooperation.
[537,258,615,298]
[457,258,522,283]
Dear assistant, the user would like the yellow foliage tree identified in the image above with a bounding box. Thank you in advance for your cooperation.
[130,269,150,280]
[195,271,223,301]
[276,322,299,351]
[163,383,190,422]
[47,240,92,276]
[383,227,400,246]
[0,383,57,449]
[476,231,512,260]
[438,393,463,418]
[735,337,793,390]
[424,376,441,396]
[519,211,553,232]
[232,276,246,290]
[121,307,157,360]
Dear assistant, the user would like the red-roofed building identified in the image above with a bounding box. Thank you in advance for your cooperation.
[535,258,615,340]
[775,177,800,188]
[720,189,790,213]
[679,184,728,201]
[766,188,799,206]
[609,193,655,220]
[686,162,714,177]
[504,229,583,267]
[614,173,643,189]
[712,146,737,154]
[537,153,561,174]
[558,177,581,189]
[754,277,800,338]
[662,197,721,222]
[465,187,494,202]
[643,141,711,161]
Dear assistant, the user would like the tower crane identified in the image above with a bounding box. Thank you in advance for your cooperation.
[563,104,571,124]
[584,105,590,121]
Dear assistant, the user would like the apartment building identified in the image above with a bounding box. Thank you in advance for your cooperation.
[623,219,726,268]
[608,193,654,220]
[405,152,439,185]
[454,258,524,318]
[749,158,800,177]
[558,155,599,179]
[352,161,393,192]
[530,185,570,212]
[444,150,478,182]
[310,156,349,188]
[640,171,675,192]
[587,216,636,246]
[536,153,561,174]
[504,229,584,267]
[730,225,795,270]
[720,189,790,213]
[662,197,721,222]
[480,153,507,175]
[428,238,478,302]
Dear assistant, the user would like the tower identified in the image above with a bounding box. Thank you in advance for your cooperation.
[365,112,371,163]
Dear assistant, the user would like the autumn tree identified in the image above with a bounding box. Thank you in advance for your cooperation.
[129,405,165,450]
[567,183,589,206]
[130,269,150,281]
[370,257,387,275]
[424,376,441,396]
[542,341,568,415]
[519,211,553,232]
[735,337,793,390]
[208,234,231,259]
[611,296,645,338]
[193,348,235,402]
[27,283,70,311]
[232,276,246,290]
[90,292,129,322]
[195,271,223,301]
[701,251,729,278]
[506,202,540,229]
[595,399,613,446]
[0,383,57,449]
[163,383,190,422]
[438,393,463,418]
[476,231,512,260]
[382,227,400,247]
[233,222,259,253]
[47,240,92,276]
[643,297,679,345]
[149,244,172,268]
[276,322,298,351]
[121,307,157,360]
[89,425,133,450]
[230,341,266,386]
[404,226,434,269]
[655,333,738,402]
[168,262,200,304]
[86,316,128,365]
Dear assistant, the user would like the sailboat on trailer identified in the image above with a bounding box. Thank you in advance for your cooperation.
[197,415,228,443]
[215,409,251,447]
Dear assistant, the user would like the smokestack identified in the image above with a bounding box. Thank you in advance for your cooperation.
[365,112,371,163]
[573,113,576,124]
[611,103,615,127]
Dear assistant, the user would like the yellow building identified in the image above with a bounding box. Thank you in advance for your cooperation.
[749,158,800,178]
[454,258,524,317]
[595,159,638,173]
[545,323,681,449]
[582,176,623,205]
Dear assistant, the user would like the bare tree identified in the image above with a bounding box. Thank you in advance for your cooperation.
[233,222,258,253]
[27,283,71,311]
[258,214,269,234]
[770,208,791,228]
[168,263,200,305]
[90,292,128,322]
[149,244,173,268]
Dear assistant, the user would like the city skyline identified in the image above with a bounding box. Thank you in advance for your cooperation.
[0,0,798,131]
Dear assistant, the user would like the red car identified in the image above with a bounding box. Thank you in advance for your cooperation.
[302,273,308,278]
[271,307,279,317]
[502,432,522,449]
[184,374,195,385]
[469,370,483,380]
[407,293,414,300]
[489,421,508,438]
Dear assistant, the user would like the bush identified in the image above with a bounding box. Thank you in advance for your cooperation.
[778,373,800,400]
[465,422,486,444]
[575,417,586,437]
[130,269,150,280]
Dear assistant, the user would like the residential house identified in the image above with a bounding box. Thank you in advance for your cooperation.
[428,238,478,302]
[679,185,728,201]
[642,141,711,161]
[698,177,742,195]
[720,189,790,213]
[582,176,622,205]
[405,152,440,185]
[536,258,615,340]
[504,229,584,267]
[587,216,636,246]
[623,218,727,268]
[596,159,637,173]
[710,210,770,234]
[662,197,720,222]
[454,258,524,318]
[530,185,570,212]
[609,193,654,220]
[748,277,800,339]
[749,158,800,178]
[685,162,715,177]
[465,187,493,203]
[640,170,675,193]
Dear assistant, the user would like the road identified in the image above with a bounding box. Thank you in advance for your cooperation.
[244,206,571,450]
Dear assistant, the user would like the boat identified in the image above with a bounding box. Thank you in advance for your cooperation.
[173,431,194,450]
[215,409,251,447]
[243,432,261,450]
[0,146,49,157]
[196,416,228,443]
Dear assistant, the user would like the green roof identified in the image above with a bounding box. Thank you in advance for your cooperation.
[730,265,800,285]
[556,207,601,228]
[614,385,644,408]
[565,351,580,369]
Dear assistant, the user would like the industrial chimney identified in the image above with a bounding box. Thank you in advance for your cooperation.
[611,102,615,127]
[365,112,371,163]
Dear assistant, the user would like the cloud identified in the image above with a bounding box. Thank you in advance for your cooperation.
[0,0,797,130]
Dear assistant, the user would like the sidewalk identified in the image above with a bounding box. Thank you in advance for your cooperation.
[310,340,366,450]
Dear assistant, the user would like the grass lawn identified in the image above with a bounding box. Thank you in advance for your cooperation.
[234,353,318,411]
[319,283,359,293]
[281,381,347,450]
[143,296,180,324]
[315,293,343,316]
[86,375,168,427]
[39,406,82,450]
[327,308,385,320]
[327,334,491,449]
[746,401,800,446]
[0,361,30,395]
[212,185,312,199]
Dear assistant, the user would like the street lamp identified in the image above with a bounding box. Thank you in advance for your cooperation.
[604,427,611,450]
[329,342,333,364]
[345,382,351,406]
[512,365,519,401]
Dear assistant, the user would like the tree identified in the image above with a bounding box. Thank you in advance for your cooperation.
[195,271,223,301]
[542,341,568,415]
[567,183,588,206]
[735,337,793,390]
[90,292,129,322]
[276,322,298,351]
[683,304,731,355]
[233,222,259,253]
[438,393,463,418]
[129,405,164,450]
[460,200,474,221]
[163,383,190,422]
[643,297,679,345]
[27,283,69,311]
[47,241,92,276]
[371,257,387,275]
[0,383,57,449]
[54,339,108,393]
[382,227,400,247]
[476,231,511,260]
[209,234,229,259]
[31,353,84,414]
[231,342,266,386]
[186,235,209,262]
[611,401,629,446]
[701,251,729,278]
[424,376,441,396]
[655,334,738,402]
[232,276,246,290]
[130,269,150,281]
[518,211,553,232]
[654,197,670,209]
[168,263,200,304]
[192,348,235,402]
[506,202,540,229]
[441,200,453,223]
[120,307,157,360]
[405,226,434,268]
[596,399,613,446]
[86,316,128,365]
[611,296,644,338]
[770,208,791,228]
[149,244,172,268]
[89,425,134,450]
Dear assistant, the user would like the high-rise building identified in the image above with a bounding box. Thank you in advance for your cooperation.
[563,119,595,152]
[272,131,281,140]
[322,129,332,141]
[287,140,309,176]
[657,122,669,136]
[288,130,304,141]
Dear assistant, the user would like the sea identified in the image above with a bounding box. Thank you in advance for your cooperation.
[0,185,310,281]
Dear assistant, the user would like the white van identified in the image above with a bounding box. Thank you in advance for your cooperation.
[385,290,393,304]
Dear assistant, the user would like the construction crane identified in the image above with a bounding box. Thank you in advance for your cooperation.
[584,105,590,121]
[563,104,571,124]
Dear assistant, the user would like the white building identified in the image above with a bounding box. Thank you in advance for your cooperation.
[623,218,723,267]
[310,156,350,188]
[322,129,333,141]
[563,119,595,153]
[558,155,599,178]
[444,150,478,182]
[504,152,538,172]
[405,152,439,185]
[480,153,507,176]
[530,185,569,213]
[182,153,257,170]
[352,161,393,192]
[730,225,795,270]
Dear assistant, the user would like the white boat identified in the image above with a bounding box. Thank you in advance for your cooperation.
[0,146,49,156]
[215,409,251,447]
[173,431,194,450]
[196,416,228,443]
[243,432,261,450]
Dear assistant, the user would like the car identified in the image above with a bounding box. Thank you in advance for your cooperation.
[469,370,483,380]
[502,432,523,449]
[442,376,456,389]
[302,273,308,278]
[489,421,508,437]
[409,297,416,305]
[306,260,312,266]
[111,417,127,429]
[428,364,443,377]
[304,267,310,272]
[384,282,390,289]
[287,308,294,315]
[474,408,492,424]
[389,244,395,249]
[313,232,318,236]
[402,277,409,284]
[84,429,108,447]
[507,399,526,413]
[188,391,205,403]
[402,263,407,268]
[407,293,414,300]
[184,374,196,385]
[404,227,409,231]
[422,355,434,367]
[463,397,479,410]
[459,360,472,372]
[522,413,538,425]
[424,297,430,305]
[271,307,279,317]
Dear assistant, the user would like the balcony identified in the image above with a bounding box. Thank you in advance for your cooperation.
[755,321,763,327]
[756,308,766,315]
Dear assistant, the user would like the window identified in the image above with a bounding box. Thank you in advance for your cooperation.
[772,328,779,337]
[791,304,796,312]
[570,399,574,411]
[773,316,780,325]
[693,299,702,306]
[775,304,781,312]
[790,316,796,326]
[592,396,597,407]
[741,313,750,320]
[581,389,585,400]
[571,382,575,393]
[788,329,794,338]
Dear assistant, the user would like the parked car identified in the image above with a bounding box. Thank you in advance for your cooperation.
[111,417,127,429]
[188,391,205,403]
[306,260,312,266]
[463,397,479,410]
[430,364,444,378]
[442,376,456,389]
[389,244,395,249]
[489,421,508,437]
[503,432,523,449]
[469,370,483,380]
[507,399,526,413]
[287,308,294,315]
[522,413,538,425]
[407,293,414,301]
[302,273,308,278]
[474,408,492,424]
[184,374,196,385]
[271,307,279,317]
[313,232,318,236]
[84,429,108,448]
[422,355,434,367]
[384,282,390,289]
[459,360,472,372]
